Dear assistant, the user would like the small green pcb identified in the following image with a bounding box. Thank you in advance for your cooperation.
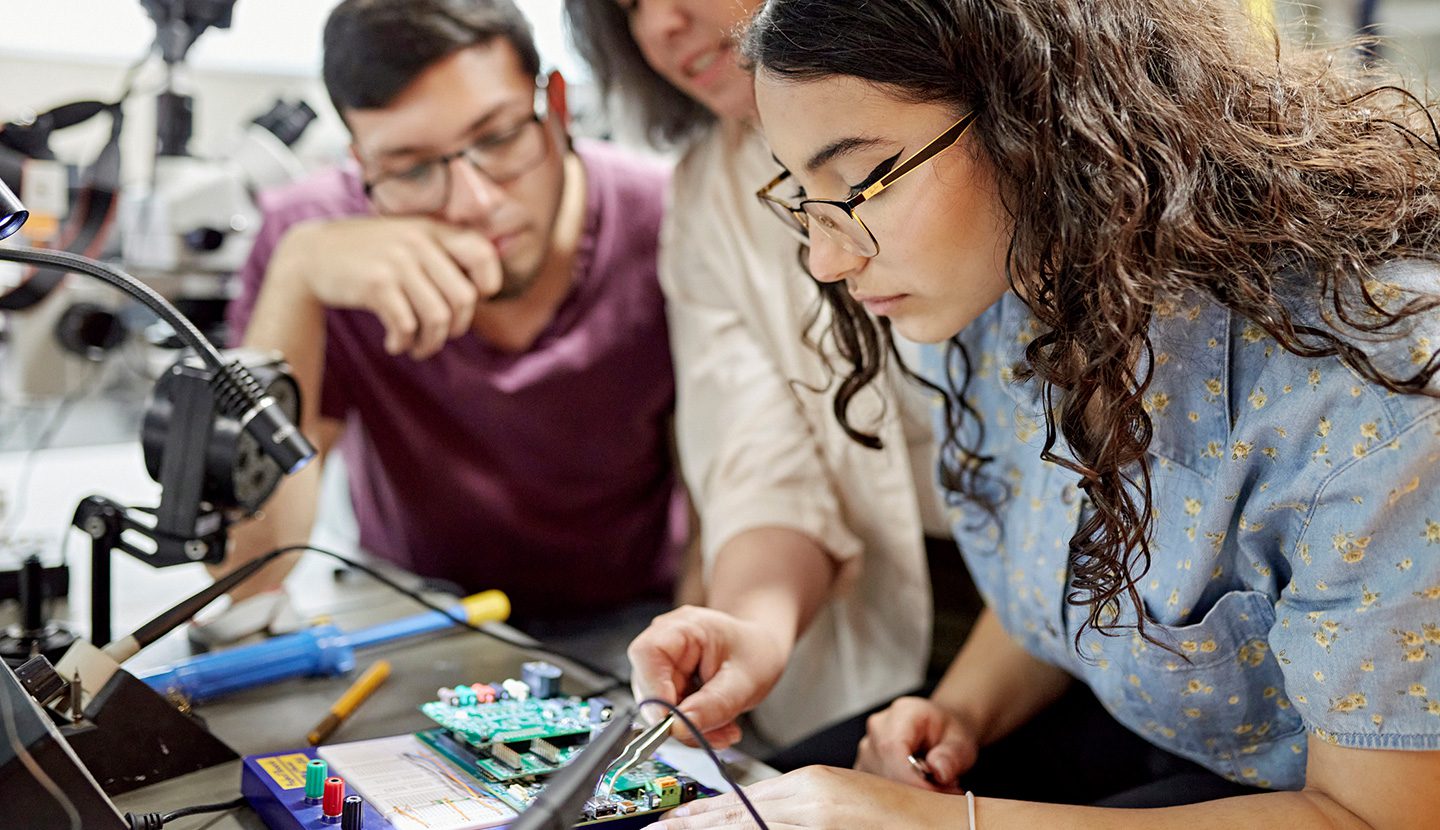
[420,696,593,747]
[418,674,717,824]
[415,728,716,823]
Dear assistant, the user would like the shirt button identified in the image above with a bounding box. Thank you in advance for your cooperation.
[1061,486,1078,505]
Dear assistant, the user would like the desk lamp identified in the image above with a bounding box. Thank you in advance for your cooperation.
[0,176,315,646]
[1,176,317,795]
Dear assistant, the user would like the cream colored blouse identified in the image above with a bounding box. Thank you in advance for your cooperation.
[660,120,943,746]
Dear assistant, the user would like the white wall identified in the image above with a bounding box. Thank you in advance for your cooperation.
[0,0,589,183]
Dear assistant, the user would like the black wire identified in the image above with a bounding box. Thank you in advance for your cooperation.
[635,697,770,830]
[204,543,628,695]
[161,796,245,821]
[124,796,244,829]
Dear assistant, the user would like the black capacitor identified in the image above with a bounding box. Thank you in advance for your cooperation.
[341,795,364,830]
[521,661,563,699]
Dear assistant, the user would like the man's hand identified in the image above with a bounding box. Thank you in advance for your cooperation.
[273,216,504,359]
[854,696,979,793]
[628,605,792,749]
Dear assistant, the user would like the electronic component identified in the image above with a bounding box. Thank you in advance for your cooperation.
[243,678,722,830]
[587,697,614,725]
[342,795,364,830]
[305,759,328,803]
[239,750,397,830]
[531,738,564,765]
[414,678,719,824]
[323,777,346,820]
[521,661,563,699]
[491,743,525,772]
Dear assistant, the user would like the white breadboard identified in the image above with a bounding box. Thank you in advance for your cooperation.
[319,734,517,830]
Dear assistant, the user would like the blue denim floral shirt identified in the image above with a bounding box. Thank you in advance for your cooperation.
[922,265,1440,790]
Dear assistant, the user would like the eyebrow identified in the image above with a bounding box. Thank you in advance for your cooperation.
[804,136,887,173]
[374,106,514,160]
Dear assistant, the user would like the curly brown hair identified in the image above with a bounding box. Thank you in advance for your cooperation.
[745,0,1440,649]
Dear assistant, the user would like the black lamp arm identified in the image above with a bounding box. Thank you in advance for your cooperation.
[0,246,223,367]
[0,245,316,474]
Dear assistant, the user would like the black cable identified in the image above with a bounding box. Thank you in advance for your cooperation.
[635,697,770,830]
[163,797,246,821]
[173,543,628,694]
[299,543,631,693]
[123,796,244,829]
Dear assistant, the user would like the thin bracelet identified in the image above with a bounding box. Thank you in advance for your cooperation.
[966,790,977,829]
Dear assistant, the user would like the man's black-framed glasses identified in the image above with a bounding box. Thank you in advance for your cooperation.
[364,112,549,216]
[756,110,979,258]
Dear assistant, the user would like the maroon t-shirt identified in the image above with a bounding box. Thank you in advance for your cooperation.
[228,141,681,616]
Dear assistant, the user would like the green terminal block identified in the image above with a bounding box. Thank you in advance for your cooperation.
[304,758,329,801]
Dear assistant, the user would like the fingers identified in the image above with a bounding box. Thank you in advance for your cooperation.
[298,218,503,359]
[691,720,743,751]
[671,664,757,747]
[373,282,419,356]
[414,241,478,339]
[920,739,972,790]
[856,697,970,790]
[628,618,702,724]
[397,261,453,359]
[627,608,763,748]
[435,227,504,300]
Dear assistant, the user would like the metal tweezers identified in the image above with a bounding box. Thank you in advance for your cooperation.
[593,713,676,799]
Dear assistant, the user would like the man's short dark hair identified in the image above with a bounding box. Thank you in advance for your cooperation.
[323,0,542,119]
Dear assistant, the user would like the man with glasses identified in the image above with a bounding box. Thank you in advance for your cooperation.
[219,0,685,669]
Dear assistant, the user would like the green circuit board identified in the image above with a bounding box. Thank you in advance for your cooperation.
[418,671,720,823]
[416,728,716,823]
[420,695,596,746]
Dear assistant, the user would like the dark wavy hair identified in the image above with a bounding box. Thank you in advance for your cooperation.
[746,0,1440,649]
[563,0,717,147]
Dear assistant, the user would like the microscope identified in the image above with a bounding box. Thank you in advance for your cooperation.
[0,0,315,403]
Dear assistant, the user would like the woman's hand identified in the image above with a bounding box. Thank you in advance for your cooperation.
[651,765,970,829]
[628,605,791,748]
[854,696,979,793]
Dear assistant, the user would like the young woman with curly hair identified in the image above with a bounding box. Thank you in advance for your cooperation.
[647,0,1440,826]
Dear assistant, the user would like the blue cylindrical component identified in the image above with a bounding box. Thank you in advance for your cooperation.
[139,624,354,702]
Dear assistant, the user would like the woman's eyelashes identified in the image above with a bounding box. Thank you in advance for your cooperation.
[789,149,904,201]
[847,151,903,197]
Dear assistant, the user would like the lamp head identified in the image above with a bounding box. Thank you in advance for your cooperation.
[0,178,27,241]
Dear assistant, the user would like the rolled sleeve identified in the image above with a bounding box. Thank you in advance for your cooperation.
[1272,408,1440,750]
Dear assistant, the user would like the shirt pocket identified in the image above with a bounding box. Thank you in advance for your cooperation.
[1108,589,1305,781]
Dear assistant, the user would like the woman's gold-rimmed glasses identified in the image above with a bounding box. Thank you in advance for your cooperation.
[756,110,978,258]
